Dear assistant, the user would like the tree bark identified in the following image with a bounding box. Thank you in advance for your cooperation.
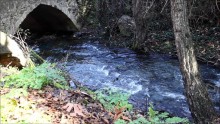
[170,0,218,123]
[132,0,153,48]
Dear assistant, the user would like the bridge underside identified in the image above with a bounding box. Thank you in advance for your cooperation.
[20,4,77,34]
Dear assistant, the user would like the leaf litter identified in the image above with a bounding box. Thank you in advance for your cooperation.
[1,85,146,123]
[27,86,114,123]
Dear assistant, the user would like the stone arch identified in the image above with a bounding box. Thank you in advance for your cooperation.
[19,4,78,33]
[0,0,81,35]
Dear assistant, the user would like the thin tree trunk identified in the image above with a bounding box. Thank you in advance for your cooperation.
[132,0,149,48]
[97,0,109,26]
[132,0,147,47]
[170,0,218,123]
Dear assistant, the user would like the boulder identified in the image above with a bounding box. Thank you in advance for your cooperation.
[118,15,136,37]
[0,31,27,67]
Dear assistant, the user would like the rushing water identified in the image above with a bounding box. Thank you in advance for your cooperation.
[31,37,220,119]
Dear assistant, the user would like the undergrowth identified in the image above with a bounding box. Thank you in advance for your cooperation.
[0,62,68,123]
[1,62,69,90]
[1,64,189,123]
[95,88,133,111]
[94,88,188,124]
[114,104,189,124]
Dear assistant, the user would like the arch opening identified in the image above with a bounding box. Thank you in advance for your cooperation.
[19,4,78,34]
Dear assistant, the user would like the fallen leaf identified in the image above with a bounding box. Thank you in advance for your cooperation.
[46,93,53,99]
[62,103,69,109]
[66,104,74,112]
[0,88,9,95]
[59,90,68,100]
[70,112,77,117]
[114,107,126,121]
[70,104,87,117]
[62,103,74,112]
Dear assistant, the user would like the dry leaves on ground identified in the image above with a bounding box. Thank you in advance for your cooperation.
[27,86,113,124]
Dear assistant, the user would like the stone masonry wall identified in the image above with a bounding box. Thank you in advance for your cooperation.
[0,0,81,35]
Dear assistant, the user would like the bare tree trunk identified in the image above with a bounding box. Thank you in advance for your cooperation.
[96,0,109,26]
[170,0,218,123]
[132,0,154,48]
[132,0,146,48]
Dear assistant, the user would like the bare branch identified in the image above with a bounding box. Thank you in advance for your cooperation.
[216,0,220,12]
[160,0,169,13]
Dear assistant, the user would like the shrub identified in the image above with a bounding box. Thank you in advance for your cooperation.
[2,62,69,89]
[147,104,189,124]
[95,88,133,111]
[115,117,148,124]
[114,104,189,124]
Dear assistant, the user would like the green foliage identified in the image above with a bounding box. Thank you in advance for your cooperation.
[114,119,127,124]
[2,62,69,90]
[95,88,133,111]
[0,65,20,76]
[128,117,149,124]
[3,88,28,99]
[95,88,188,124]
[114,104,189,124]
[114,117,148,124]
[147,104,189,124]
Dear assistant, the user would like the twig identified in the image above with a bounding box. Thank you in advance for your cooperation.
[160,0,168,13]
[30,50,45,64]
[144,0,155,17]
[216,0,220,12]
[9,29,34,67]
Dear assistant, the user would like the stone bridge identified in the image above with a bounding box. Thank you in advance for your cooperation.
[0,0,82,67]
[0,0,82,35]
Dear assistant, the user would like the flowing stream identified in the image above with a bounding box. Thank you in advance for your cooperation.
[31,37,220,119]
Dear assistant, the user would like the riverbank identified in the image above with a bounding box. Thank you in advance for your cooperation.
[0,63,189,123]
[0,65,119,123]
[1,87,113,123]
